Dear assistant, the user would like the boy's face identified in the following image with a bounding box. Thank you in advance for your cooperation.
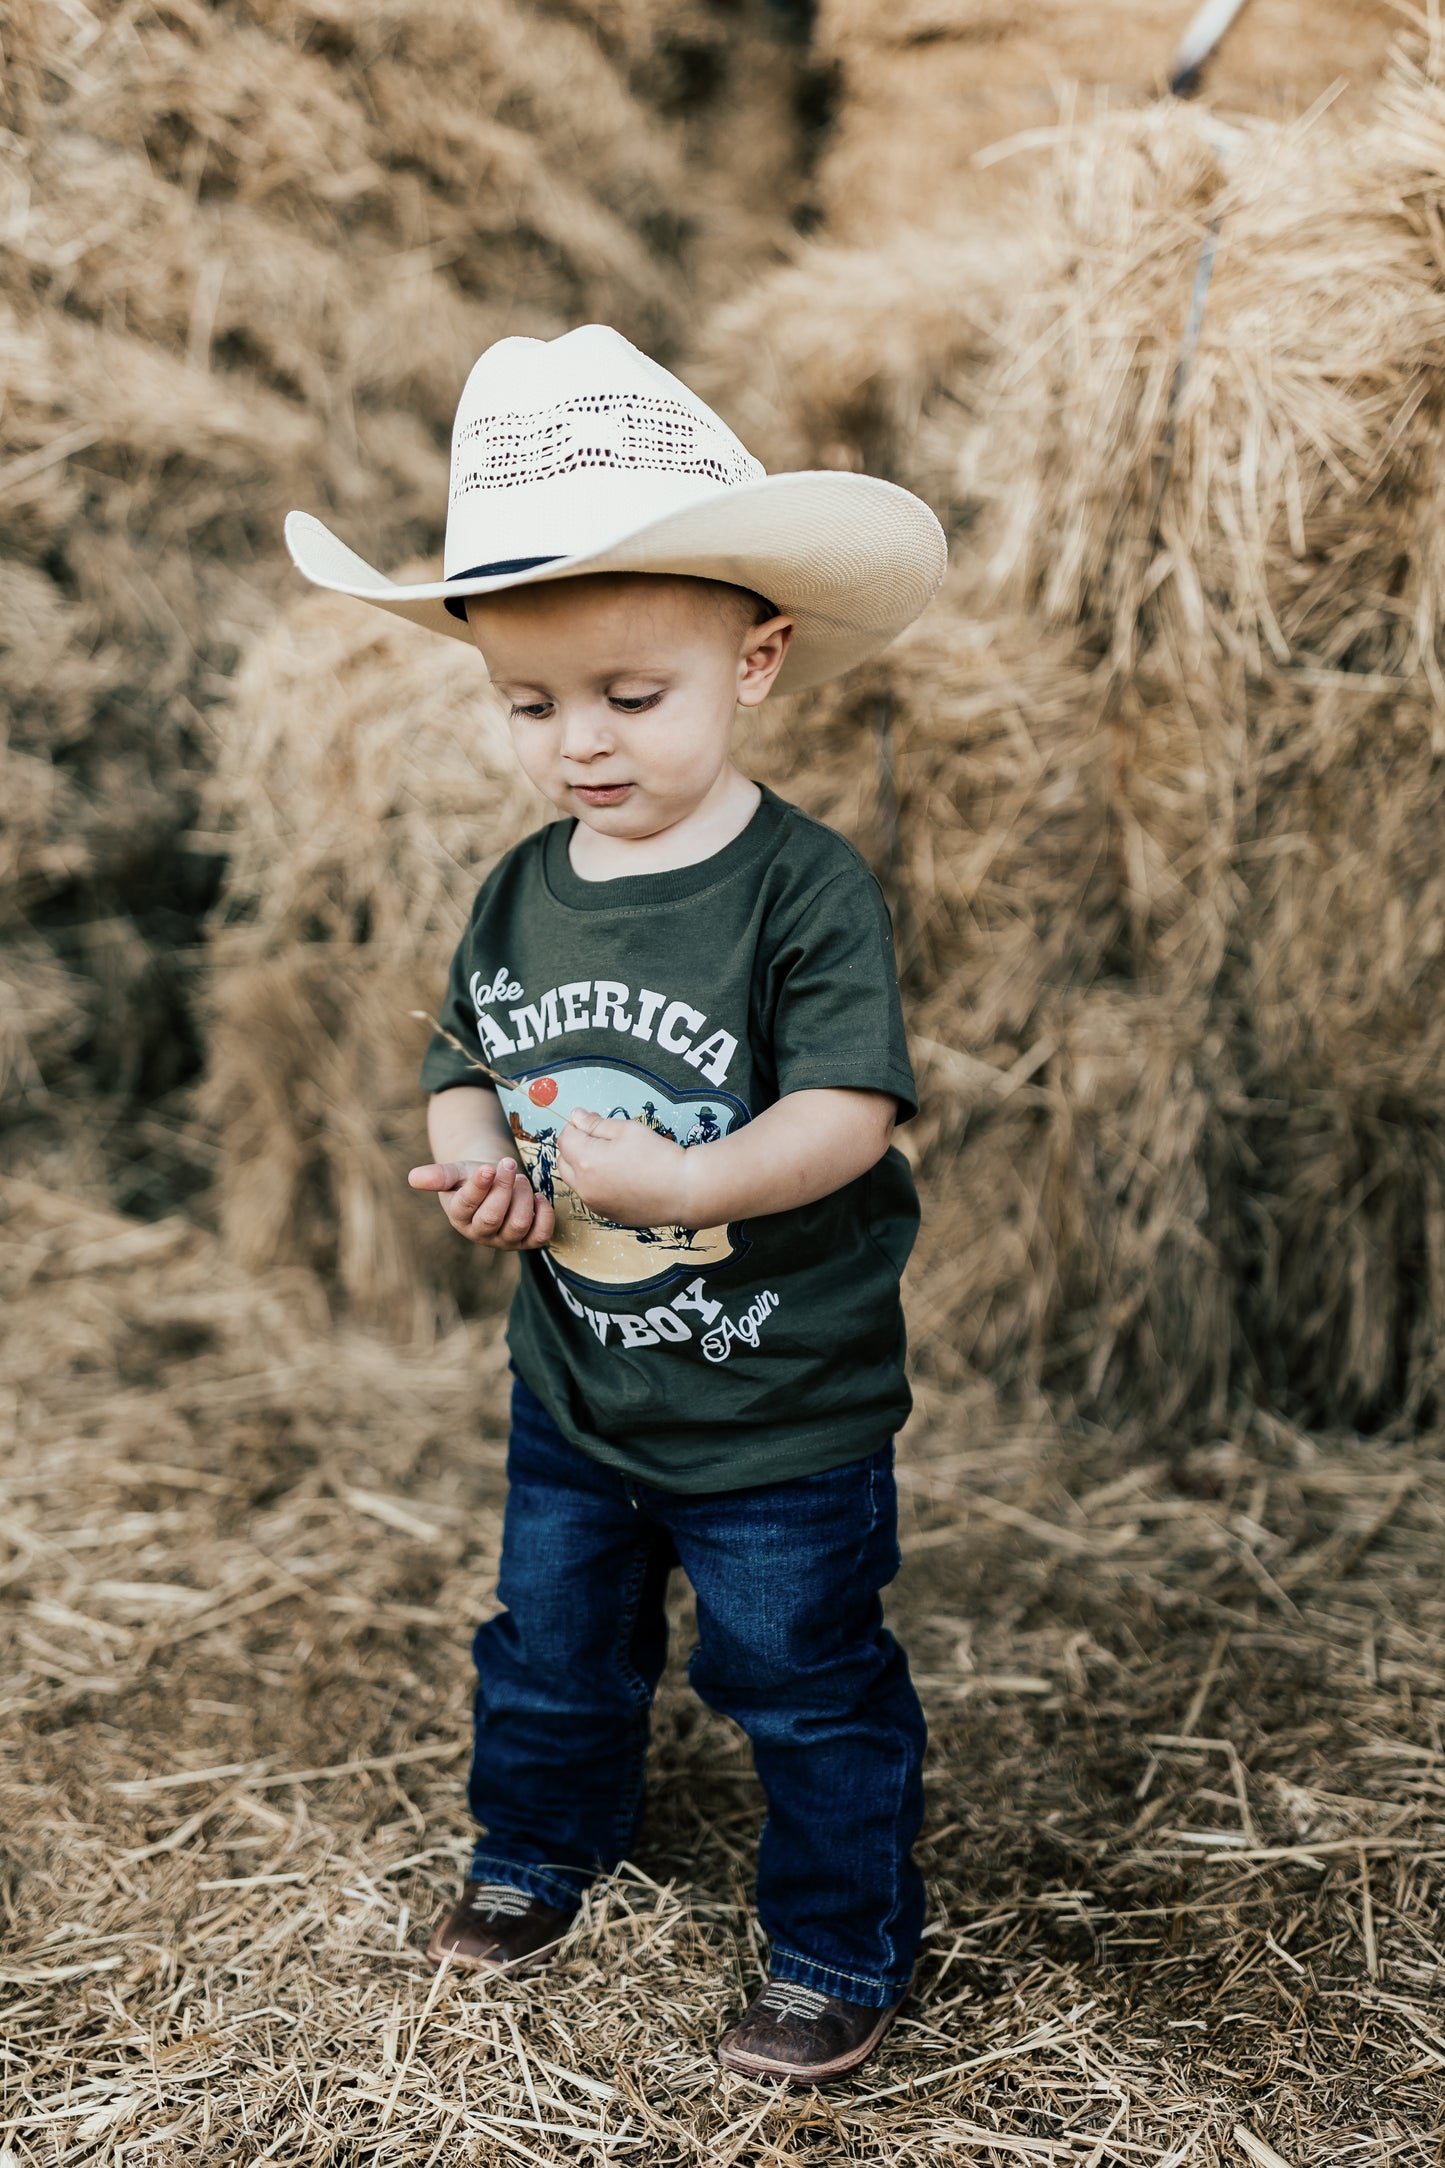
[465,574,793,842]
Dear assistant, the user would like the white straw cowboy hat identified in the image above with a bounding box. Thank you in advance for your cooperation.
[285,324,946,695]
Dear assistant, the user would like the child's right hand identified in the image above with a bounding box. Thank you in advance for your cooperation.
[407,1158,556,1251]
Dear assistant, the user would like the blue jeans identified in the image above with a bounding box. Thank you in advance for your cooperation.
[466,1374,927,2007]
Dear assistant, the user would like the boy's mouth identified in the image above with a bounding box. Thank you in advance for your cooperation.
[573,782,633,806]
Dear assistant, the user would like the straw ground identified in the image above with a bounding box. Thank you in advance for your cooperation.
[3,1176,1442,2163]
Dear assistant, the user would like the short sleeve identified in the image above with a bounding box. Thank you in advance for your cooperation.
[768,865,917,1121]
[419,915,487,1094]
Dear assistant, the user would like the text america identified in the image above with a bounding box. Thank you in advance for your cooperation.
[471,970,738,1086]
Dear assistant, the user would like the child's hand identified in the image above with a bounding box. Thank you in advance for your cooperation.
[407,1158,555,1250]
[557,1109,691,1227]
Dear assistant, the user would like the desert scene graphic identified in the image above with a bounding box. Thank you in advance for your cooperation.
[495,1059,748,1291]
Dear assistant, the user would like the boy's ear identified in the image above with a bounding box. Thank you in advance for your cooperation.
[736,615,794,707]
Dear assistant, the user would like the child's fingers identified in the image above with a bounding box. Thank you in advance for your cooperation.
[440,1167,496,1231]
[410,1160,483,1192]
[466,1158,520,1236]
[520,1192,556,1250]
[451,1162,501,1216]
[496,1168,541,1246]
[421,1156,548,1246]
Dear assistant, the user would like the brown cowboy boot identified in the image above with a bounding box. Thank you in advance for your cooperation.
[718,1977,904,2084]
[424,1880,574,1973]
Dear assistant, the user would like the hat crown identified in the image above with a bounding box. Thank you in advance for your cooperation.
[443,325,763,577]
[284,322,949,693]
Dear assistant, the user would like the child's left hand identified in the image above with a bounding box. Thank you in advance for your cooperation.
[557,1108,693,1227]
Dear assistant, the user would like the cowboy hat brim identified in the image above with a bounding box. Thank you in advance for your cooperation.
[284,470,947,695]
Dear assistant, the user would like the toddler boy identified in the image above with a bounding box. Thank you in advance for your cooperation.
[286,324,946,2083]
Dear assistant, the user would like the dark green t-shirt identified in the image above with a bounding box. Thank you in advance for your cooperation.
[421,786,919,1491]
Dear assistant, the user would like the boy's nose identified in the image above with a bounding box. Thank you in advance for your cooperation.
[559,706,615,763]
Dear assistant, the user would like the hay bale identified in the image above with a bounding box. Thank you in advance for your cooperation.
[692,231,1007,476]
[905,988,1237,1431]
[810,0,1399,241]
[956,64,1445,1432]
[0,0,803,731]
[1246,685,1445,1122]
[202,590,545,1319]
[713,45,1445,697]
[0,936,91,1107]
[1041,987,1237,1430]
[203,948,484,1329]
[747,586,1239,1053]
[203,591,542,957]
[0,563,109,986]
[756,604,1114,1006]
[1,0,797,1182]
[958,85,1445,696]
[0,735,89,931]
[1232,682,1445,1426]
[705,39,1445,1438]
[738,592,1242,1427]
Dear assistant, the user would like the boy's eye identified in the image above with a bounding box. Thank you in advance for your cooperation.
[509,701,553,719]
[609,692,662,713]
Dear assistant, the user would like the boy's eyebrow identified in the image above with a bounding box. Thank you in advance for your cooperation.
[491,663,678,690]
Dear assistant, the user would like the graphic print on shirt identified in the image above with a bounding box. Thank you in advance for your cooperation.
[495,1056,750,1295]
